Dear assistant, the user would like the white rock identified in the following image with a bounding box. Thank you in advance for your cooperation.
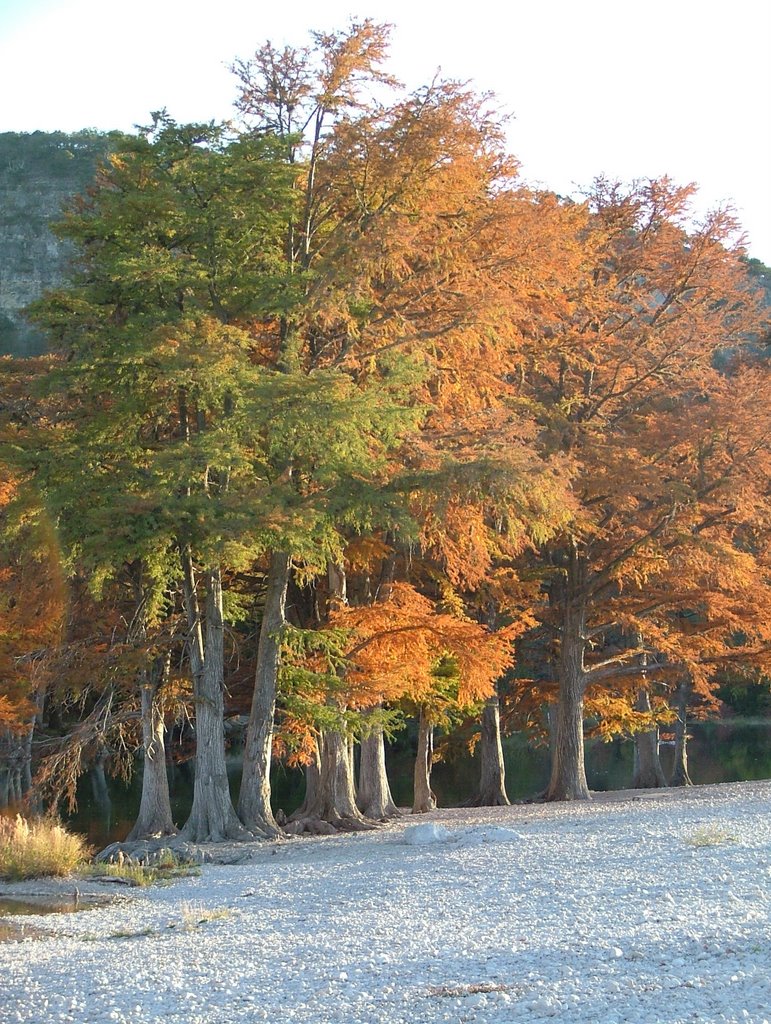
[402,823,451,845]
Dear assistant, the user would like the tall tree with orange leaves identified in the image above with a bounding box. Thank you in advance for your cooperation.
[509,178,771,800]
[276,573,519,830]
[232,19,576,828]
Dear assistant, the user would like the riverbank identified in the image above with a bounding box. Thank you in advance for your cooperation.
[2,780,770,1023]
[63,719,771,850]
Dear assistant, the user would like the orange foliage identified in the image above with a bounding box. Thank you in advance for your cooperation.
[510,178,771,740]
[0,466,67,727]
[329,583,522,707]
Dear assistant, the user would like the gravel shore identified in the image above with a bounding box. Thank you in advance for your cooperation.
[2,779,770,1024]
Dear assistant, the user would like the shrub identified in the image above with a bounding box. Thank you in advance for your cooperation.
[0,814,91,880]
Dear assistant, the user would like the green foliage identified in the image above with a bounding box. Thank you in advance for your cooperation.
[279,623,351,733]
[277,624,405,742]
[403,654,481,732]
[22,118,421,613]
[717,679,771,717]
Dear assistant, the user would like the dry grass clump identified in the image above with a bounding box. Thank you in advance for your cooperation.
[83,861,162,887]
[83,848,200,887]
[0,814,91,880]
[178,901,236,931]
[684,826,738,848]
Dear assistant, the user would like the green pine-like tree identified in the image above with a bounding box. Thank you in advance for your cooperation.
[27,114,420,842]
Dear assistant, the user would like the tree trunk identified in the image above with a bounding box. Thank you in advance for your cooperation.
[90,745,112,819]
[325,729,360,819]
[20,698,39,798]
[467,696,510,806]
[547,700,558,769]
[0,739,10,808]
[412,707,437,813]
[124,562,175,840]
[291,743,321,820]
[357,720,400,819]
[179,556,250,842]
[0,686,45,811]
[238,551,290,837]
[670,678,693,787]
[287,560,373,832]
[631,686,668,788]
[289,729,373,831]
[545,547,590,801]
[0,728,24,809]
[126,653,176,840]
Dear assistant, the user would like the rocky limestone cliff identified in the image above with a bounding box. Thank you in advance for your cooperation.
[0,131,110,356]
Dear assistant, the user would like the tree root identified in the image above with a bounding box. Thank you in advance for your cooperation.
[461,791,511,808]
[356,801,402,822]
[97,823,276,865]
[411,799,437,814]
[284,814,378,835]
[96,838,202,866]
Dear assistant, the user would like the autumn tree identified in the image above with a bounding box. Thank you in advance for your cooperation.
[232,20,533,826]
[276,576,517,828]
[510,179,771,800]
[232,21,594,823]
[0,455,66,807]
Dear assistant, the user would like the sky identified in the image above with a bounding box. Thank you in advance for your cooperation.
[1,0,769,262]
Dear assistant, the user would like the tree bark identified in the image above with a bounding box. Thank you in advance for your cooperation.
[323,728,360,820]
[357,720,400,819]
[179,555,250,842]
[547,701,558,771]
[21,712,36,798]
[90,745,112,818]
[126,653,176,841]
[289,728,373,831]
[123,563,175,840]
[0,728,24,809]
[0,739,11,808]
[412,707,437,813]
[467,696,510,806]
[545,545,591,801]
[0,686,45,811]
[631,686,668,788]
[287,560,373,831]
[291,743,321,820]
[670,678,693,787]
[238,551,290,837]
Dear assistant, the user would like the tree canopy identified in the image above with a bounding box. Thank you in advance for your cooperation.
[1,21,770,837]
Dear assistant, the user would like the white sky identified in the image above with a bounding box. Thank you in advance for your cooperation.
[1,0,769,262]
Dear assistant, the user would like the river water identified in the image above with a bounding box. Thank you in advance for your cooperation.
[65,719,771,848]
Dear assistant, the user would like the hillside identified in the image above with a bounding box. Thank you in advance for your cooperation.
[0,131,111,356]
